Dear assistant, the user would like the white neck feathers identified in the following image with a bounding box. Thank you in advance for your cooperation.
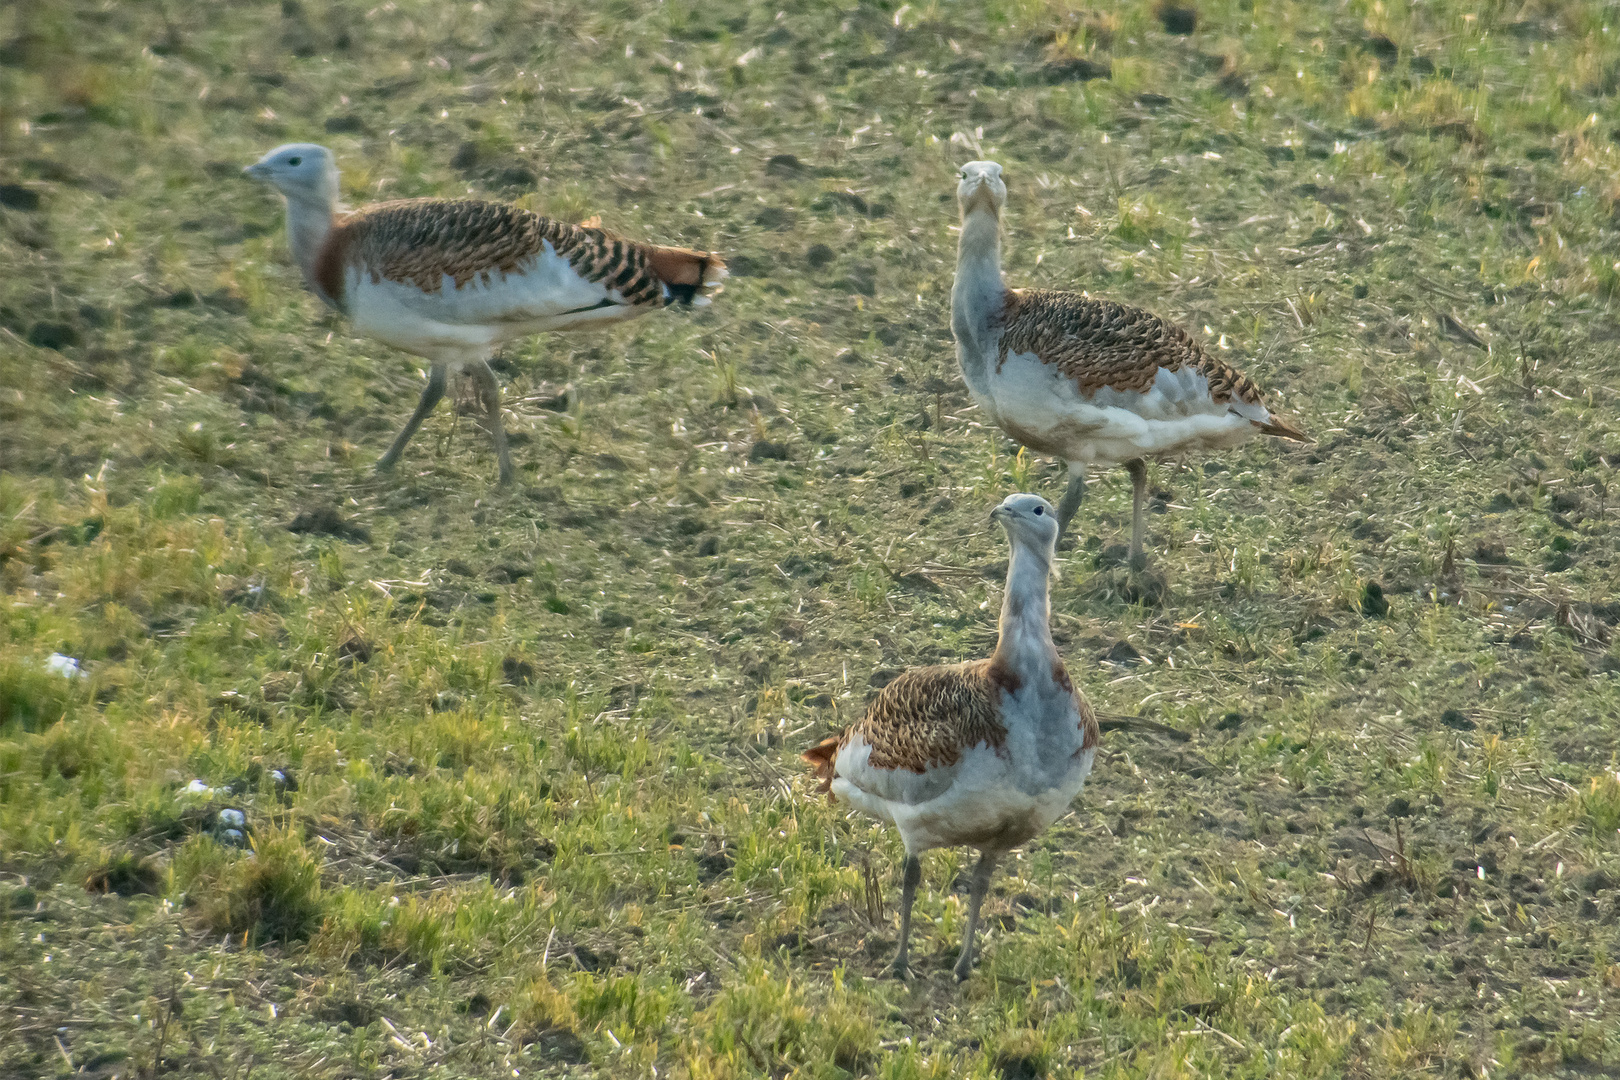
[956,207,1002,274]
[275,161,341,297]
[282,193,336,292]
[954,208,1004,309]
[951,207,1006,392]
[992,535,1058,683]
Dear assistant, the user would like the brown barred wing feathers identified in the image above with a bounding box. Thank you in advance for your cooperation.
[556,224,665,307]
[996,289,1197,395]
[332,199,551,294]
[561,228,725,307]
[854,661,1008,774]
[998,289,1302,430]
[323,200,724,310]
[801,662,1009,807]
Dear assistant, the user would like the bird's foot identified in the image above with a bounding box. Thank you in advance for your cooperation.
[886,955,911,980]
[952,954,975,982]
[1097,542,1131,569]
[1123,564,1169,607]
[1127,551,1150,573]
[374,457,398,474]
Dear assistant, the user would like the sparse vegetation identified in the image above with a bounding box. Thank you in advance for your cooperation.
[3,0,1620,1076]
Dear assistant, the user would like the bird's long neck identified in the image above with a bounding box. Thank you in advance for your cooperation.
[282,192,338,300]
[952,206,1006,397]
[990,535,1059,688]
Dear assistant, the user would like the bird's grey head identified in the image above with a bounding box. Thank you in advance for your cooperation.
[990,492,1059,551]
[956,160,1006,215]
[244,143,339,207]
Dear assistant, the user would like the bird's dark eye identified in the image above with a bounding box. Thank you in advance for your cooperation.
[1033,505,1044,515]
[288,157,301,166]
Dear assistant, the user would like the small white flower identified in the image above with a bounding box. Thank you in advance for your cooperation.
[46,654,87,679]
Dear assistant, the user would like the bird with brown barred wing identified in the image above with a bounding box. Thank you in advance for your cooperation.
[246,144,725,486]
[803,493,1099,982]
[806,660,1008,790]
[951,160,1309,566]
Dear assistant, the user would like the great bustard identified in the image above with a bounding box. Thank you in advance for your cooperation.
[803,493,1099,981]
[244,143,726,485]
[950,160,1308,564]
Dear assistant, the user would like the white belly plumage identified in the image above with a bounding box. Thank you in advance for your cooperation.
[347,241,645,363]
[833,742,1096,855]
[981,350,1267,468]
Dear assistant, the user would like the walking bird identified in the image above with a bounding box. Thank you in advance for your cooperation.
[950,160,1308,563]
[244,143,726,485]
[803,492,1099,981]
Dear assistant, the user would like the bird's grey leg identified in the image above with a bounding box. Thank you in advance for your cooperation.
[953,850,999,981]
[377,363,447,473]
[471,359,515,487]
[888,854,922,979]
[1125,458,1149,569]
[1056,466,1087,545]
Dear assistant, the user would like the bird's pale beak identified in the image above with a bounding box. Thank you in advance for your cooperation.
[961,176,998,211]
[243,161,271,180]
[990,505,1007,522]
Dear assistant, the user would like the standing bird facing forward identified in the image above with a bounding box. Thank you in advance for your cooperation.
[950,160,1308,564]
[803,493,1099,981]
[244,144,726,485]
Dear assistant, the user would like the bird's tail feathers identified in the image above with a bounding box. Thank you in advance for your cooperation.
[646,245,728,307]
[1256,413,1312,443]
[801,735,842,801]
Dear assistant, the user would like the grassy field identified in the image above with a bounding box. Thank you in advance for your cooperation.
[5,0,1620,1075]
